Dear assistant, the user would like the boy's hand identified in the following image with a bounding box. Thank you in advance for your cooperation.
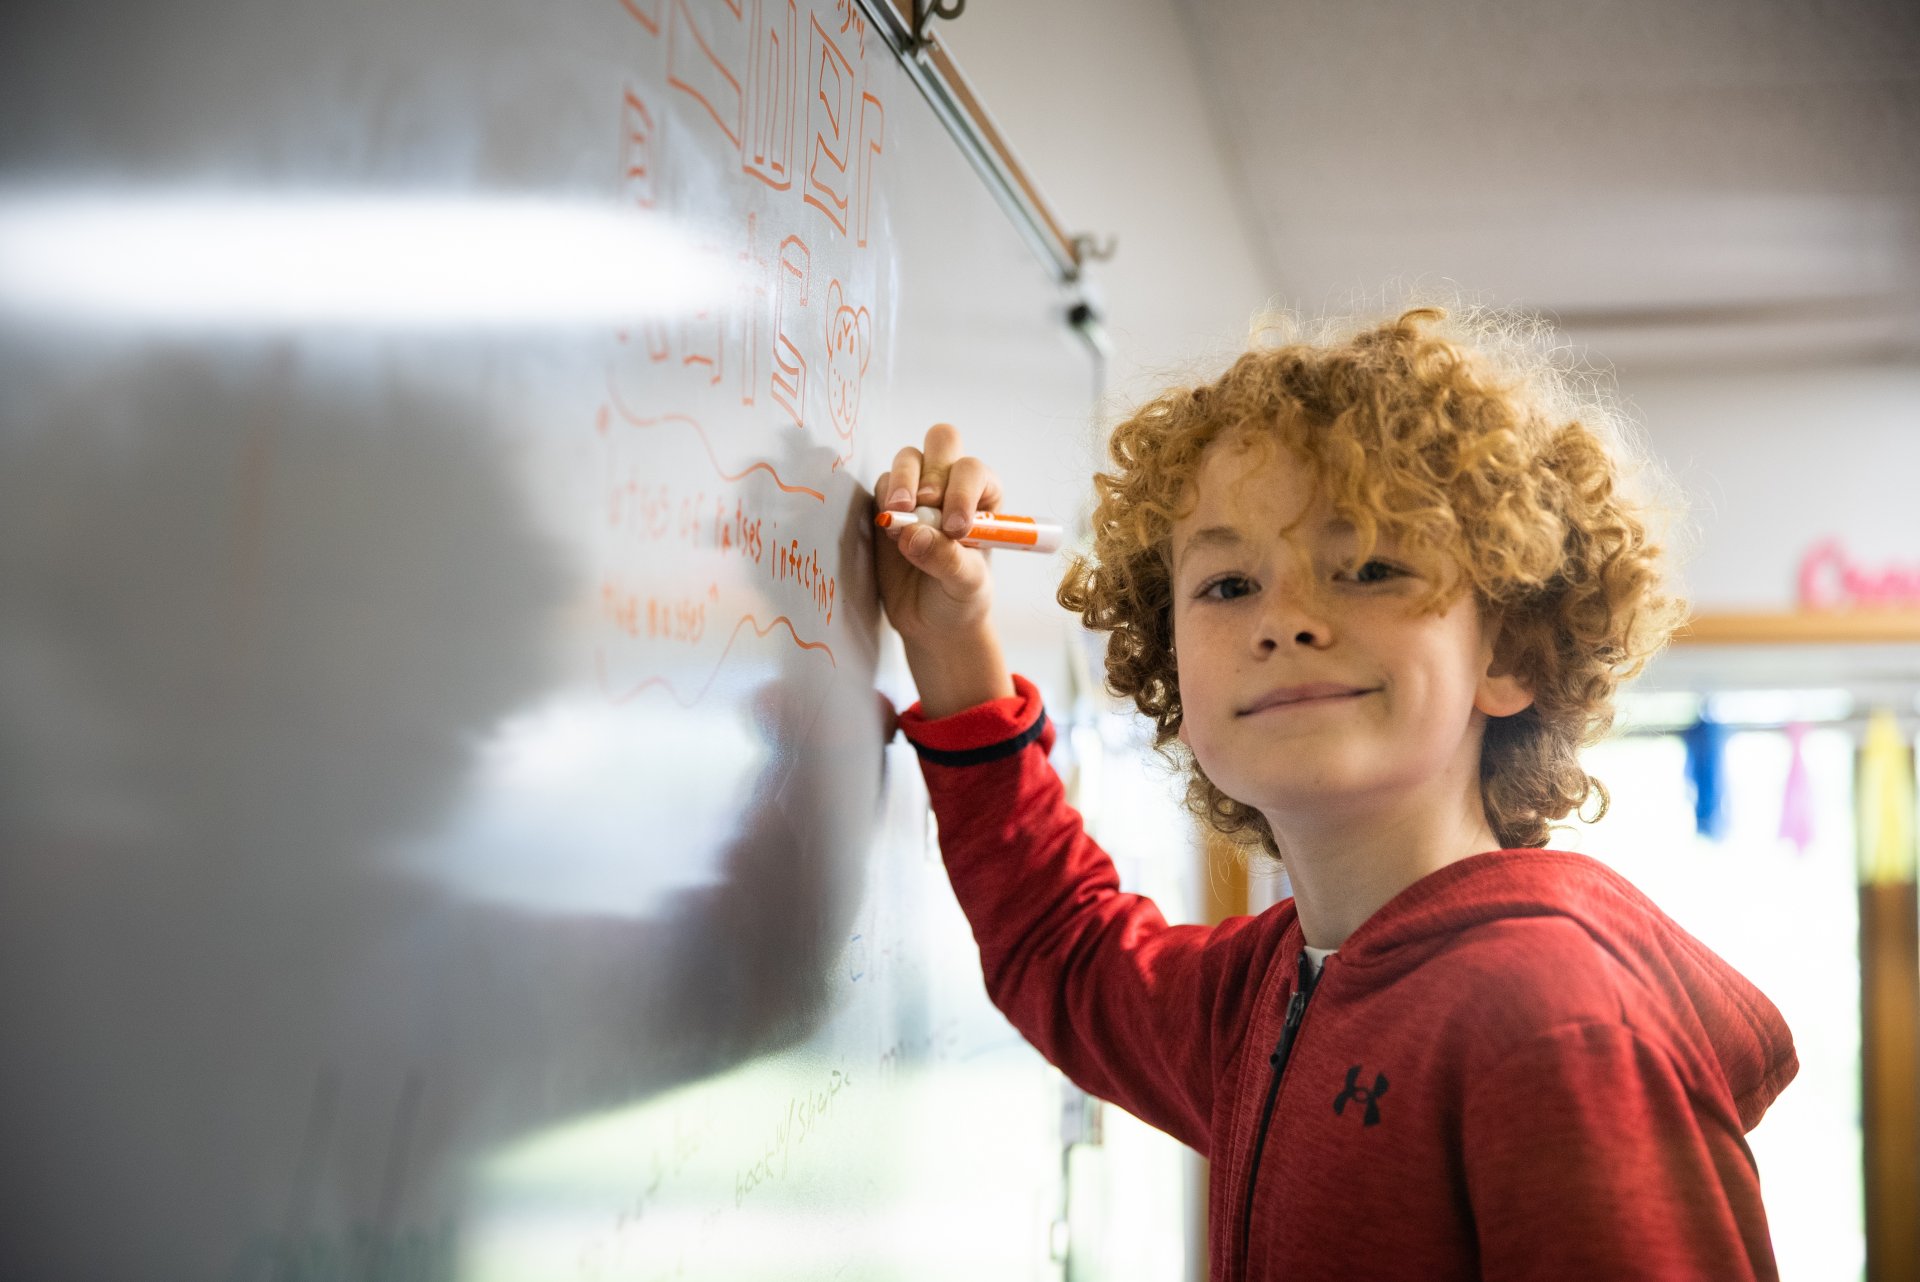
[873,422,1000,639]
[873,423,1015,717]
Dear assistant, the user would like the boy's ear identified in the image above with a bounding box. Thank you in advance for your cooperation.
[1475,668,1534,719]
[1474,618,1535,719]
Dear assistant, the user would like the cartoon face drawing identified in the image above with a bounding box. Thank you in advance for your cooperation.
[824,280,870,443]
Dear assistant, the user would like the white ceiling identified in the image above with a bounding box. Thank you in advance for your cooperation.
[1173,0,1920,369]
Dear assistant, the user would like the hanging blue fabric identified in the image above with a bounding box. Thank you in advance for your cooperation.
[1681,712,1731,841]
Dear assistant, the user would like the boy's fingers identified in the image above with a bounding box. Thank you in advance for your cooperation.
[885,445,924,511]
[917,423,962,504]
[896,521,986,596]
[978,465,1004,515]
[874,473,908,540]
[941,456,996,536]
[874,470,912,520]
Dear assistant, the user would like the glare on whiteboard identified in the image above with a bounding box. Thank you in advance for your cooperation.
[0,191,741,328]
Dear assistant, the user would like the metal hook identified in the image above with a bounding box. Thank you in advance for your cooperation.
[1066,233,1117,280]
[910,0,965,55]
[1072,234,1117,263]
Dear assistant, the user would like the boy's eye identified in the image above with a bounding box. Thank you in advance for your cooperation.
[1198,574,1255,601]
[1339,559,1404,585]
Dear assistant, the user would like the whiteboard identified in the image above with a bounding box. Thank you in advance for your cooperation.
[0,1,1103,1277]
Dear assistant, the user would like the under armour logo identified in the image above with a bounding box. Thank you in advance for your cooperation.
[1333,1065,1388,1126]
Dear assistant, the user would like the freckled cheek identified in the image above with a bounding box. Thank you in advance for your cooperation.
[1178,713,1225,780]
[1174,672,1219,755]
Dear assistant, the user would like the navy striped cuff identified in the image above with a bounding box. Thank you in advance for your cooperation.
[909,709,1049,767]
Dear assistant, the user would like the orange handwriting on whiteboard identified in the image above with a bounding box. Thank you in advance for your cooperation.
[744,0,798,190]
[667,0,745,148]
[712,496,765,561]
[739,212,765,406]
[619,0,662,37]
[856,91,883,247]
[596,611,836,709]
[771,235,810,428]
[803,13,854,234]
[602,387,825,500]
[769,533,837,626]
[681,241,725,387]
[600,579,714,644]
[605,476,675,539]
[620,89,656,208]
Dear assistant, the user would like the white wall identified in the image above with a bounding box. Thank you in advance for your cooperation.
[1617,360,1920,612]
[933,0,1275,411]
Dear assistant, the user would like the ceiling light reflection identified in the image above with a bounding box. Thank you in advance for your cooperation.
[0,191,741,329]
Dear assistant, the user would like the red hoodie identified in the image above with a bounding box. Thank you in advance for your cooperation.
[900,676,1799,1281]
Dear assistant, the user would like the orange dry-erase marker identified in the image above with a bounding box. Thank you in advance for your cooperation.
[875,505,1064,553]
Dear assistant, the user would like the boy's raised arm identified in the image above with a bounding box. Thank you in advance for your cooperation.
[873,426,1270,1153]
[899,619,1013,723]
[872,423,1014,716]
[897,678,1274,1153]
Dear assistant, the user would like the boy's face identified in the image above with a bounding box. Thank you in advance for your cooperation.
[1168,434,1532,828]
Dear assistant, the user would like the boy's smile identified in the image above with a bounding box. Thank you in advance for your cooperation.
[1239,683,1380,715]
[1168,432,1532,852]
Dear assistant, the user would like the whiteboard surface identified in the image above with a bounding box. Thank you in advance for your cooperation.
[0,2,1100,1277]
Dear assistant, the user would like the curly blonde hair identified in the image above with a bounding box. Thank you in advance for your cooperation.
[1058,303,1688,858]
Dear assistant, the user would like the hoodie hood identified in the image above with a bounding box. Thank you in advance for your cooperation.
[1336,848,1799,1132]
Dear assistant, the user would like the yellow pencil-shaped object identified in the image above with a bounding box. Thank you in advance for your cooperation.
[875,505,1063,553]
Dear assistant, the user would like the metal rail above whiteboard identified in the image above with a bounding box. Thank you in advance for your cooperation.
[857,0,1103,309]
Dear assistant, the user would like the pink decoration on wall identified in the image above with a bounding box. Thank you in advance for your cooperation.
[1798,538,1920,609]
[1778,722,1815,853]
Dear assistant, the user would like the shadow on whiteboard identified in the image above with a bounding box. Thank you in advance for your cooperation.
[0,347,891,1274]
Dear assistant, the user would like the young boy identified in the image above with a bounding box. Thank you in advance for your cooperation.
[872,306,1798,1280]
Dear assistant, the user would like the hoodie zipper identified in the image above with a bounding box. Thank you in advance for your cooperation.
[1236,949,1318,1277]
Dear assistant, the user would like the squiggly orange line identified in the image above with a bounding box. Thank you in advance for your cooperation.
[604,370,826,500]
[597,611,836,708]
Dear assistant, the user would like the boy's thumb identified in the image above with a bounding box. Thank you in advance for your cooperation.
[899,523,980,591]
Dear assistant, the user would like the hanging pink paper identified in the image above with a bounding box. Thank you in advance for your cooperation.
[1778,722,1815,853]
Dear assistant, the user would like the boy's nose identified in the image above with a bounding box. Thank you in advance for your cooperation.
[1254,593,1333,653]
[1257,626,1327,652]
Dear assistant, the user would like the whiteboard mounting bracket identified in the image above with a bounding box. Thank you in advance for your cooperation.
[1066,233,1116,282]
[858,0,1096,301]
[909,0,965,57]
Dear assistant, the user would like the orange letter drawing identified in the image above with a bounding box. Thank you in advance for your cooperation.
[739,212,765,406]
[620,88,656,209]
[771,235,810,428]
[682,242,724,387]
[668,0,744,149]
[803,14,854,234]
[637,319,672,363]
[856,91,883,247]
[743,0,797,190]
[619,0,662,36]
